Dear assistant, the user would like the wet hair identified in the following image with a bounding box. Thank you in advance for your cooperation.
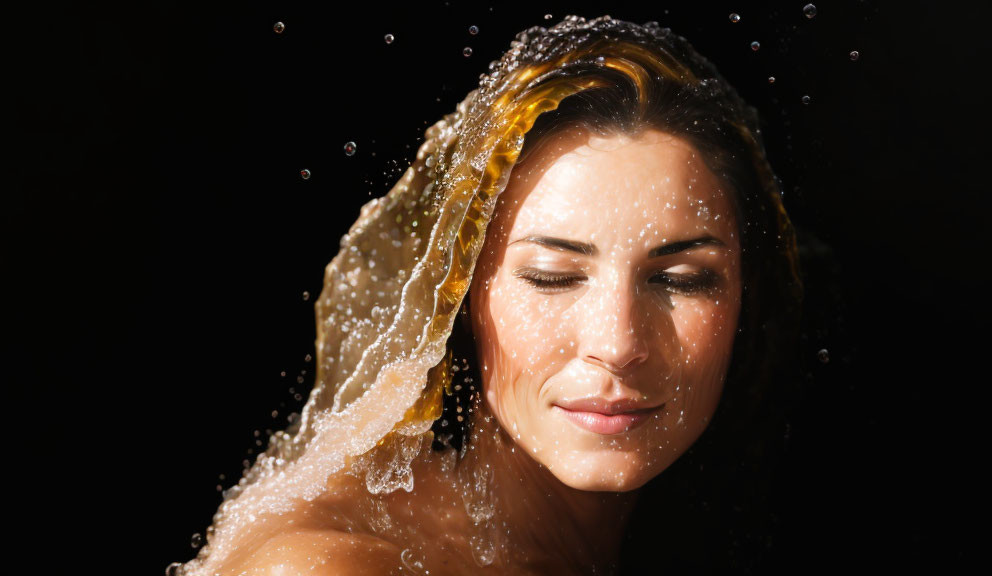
[431,20,803,573]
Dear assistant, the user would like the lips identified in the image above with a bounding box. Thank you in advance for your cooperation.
[552,402,664,435]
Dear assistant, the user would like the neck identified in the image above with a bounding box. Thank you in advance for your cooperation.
[455,398,640,574]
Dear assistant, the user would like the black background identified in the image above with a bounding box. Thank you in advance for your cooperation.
[11,1,984,574]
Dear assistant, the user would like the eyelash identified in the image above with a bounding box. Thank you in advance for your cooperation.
[517,269,718,295]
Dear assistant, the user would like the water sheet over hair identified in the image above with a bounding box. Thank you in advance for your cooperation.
[178,14,800,575]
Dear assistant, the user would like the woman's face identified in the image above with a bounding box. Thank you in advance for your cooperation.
[469,127,743,492]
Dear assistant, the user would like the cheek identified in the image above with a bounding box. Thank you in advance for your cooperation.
[476,274,569,420]
[669,296,740,422]
[672,296,738,354]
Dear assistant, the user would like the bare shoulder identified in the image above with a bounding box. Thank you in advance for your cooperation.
[221,528,405,576]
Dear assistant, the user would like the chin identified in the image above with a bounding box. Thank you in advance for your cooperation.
[547,452,661,492]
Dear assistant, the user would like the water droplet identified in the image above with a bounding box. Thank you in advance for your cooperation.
[462,46,473,57]
[817,348,829,363]
[400,548,426,574]
[801,94,811,105]
[469,25,479,35]
[302,291,310,301]
[191,533,203,549]
[384,33,394,44]
[299,168,311,180]
[544,13,553,20]
[344,141,357,156]
[273,21,285,34]
[729,13,740,23]
[165,562,184,576]
[470,534,497,566]
[305,353,312,362]
[803,4,817,19]
[768,76,776,84]
[750,41,761,52]
[849,50,860,61]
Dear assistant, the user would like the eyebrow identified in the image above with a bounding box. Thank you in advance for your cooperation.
[508,234,725,257]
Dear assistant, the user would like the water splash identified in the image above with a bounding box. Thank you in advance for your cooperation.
[176,14,800,575]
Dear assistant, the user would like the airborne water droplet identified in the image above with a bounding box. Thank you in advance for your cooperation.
[849,50,860,61]
[384,33,394,44]
[191,533,203,549]
[165,562,184,576]
[544,13,553,20]
[469,25,479,35]
[300,169,311,180]
[801,95,811,105]
[729,13,740,23]
[302,291,310,301]
[817,348,830,364]
[273,21,285,34]
[750,41,760,52]
[344,141,357,156]
[463,46,473,57]
[803,4,817,19]
[768,76,776,84]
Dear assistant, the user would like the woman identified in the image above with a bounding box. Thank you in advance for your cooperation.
[175,14,803,576]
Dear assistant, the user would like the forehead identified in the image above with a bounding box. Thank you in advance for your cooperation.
[499,128,736,245]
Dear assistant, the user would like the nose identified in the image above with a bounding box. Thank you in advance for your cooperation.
[577,275,650,376]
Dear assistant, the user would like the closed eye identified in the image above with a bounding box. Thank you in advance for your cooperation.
[513,269,586,292]
[649,269,719,295]
[513,267,719,295]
